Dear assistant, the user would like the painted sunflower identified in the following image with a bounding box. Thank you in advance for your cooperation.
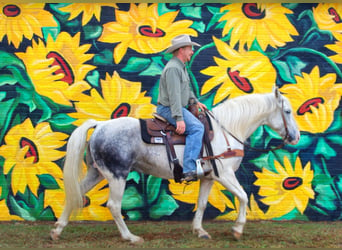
[98,3,198,64]
[58,3,118,25]
[254,156,314,218]
[168,180,235,213]
[216,194,268,221]
[313,3,342,42]
[16,32,95,106]
[280,66,342,133]
[45,177,113,221]
[0,3,57,48]
[0,118,68,195]
[69,71,156,126]
[219,3,298,52]
[200,37,276,105]
[326,41,342,64]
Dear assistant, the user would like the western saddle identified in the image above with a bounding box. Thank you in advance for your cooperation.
[139,104,216,183]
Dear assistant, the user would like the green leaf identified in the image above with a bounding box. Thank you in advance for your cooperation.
[37,174,60,189]
[206,6,226,31]
[312,174,334,186]
[294,133,314,149]
[272,60,296,83]
[126,210,142,221]
[181,6,202,18]
[191,21,205,33]
[122,186,144,210]
[147,176,162,204]
[314,137,336,159]
[140,57,164,76]
[149,189,179,219]
[314,184,337,211]
[326,134,342,146]
[122,57,151,73]
[42,26,60,41]
[8,196,35,221]
[127,171,140,184]
[286,55,306,77]
[49,113,76,132]
[83,24,103,40]
[86,70,100,87]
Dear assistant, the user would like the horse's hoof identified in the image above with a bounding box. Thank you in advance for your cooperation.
[50,229,59,241]
[129,236,144,245]
[199,234,211,240]
[232,229,242,241]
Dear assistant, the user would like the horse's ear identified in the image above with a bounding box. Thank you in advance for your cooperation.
[273,85,281,99]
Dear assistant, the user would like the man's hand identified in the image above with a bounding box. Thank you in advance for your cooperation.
[197,102,207,111]
[176,120,186,135]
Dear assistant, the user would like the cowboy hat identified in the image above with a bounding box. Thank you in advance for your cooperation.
[165,34,201,53]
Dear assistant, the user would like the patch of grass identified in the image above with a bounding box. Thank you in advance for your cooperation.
[0,220,341,248]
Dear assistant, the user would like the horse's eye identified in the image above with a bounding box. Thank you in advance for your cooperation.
[285,110,291,114]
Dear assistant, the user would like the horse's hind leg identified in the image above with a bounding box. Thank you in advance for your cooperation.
[104,174,144,244]
[192,178,214,239]
[50,163,103,240]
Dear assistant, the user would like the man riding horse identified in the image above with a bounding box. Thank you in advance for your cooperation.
[156,34,211,182]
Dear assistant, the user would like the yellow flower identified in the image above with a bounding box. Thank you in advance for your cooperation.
[69,71,156,126]
[168,180,234,213]
[254,156,314,218]
[280,66,342,133]
[219,3,298,52]
[326,41,342,64]
[98,3,198,63]
[313,3,342,42]
[216,194,268,221]
[45,178,113,221]
[0,3,57,48]
[16,32,95,106]
[200,37,276,105]
[58,3,118,25]
[0,119,68,195]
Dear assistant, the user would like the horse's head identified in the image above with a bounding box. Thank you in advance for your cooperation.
[267,87,300,145]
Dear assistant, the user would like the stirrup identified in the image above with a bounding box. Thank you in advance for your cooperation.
[196,159,205,178]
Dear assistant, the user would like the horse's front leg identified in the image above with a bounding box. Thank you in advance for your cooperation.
[218,168,248,240]
[192,178,214,239]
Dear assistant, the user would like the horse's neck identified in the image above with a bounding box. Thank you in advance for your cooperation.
[212,94,275,141]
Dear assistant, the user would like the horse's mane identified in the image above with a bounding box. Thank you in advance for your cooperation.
[212,93,277,139]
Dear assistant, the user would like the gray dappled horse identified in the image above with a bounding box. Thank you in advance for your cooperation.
[50,87,300,243]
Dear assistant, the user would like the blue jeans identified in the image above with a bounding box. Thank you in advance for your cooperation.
[157,104,204,174]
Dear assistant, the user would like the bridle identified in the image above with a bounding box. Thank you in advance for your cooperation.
[205,99,290,155]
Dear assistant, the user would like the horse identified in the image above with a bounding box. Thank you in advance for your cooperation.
[50,87,300,244]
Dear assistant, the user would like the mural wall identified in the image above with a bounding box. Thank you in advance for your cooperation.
[0,3,341,222]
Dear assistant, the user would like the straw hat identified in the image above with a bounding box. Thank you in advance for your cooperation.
[165,34,201,53]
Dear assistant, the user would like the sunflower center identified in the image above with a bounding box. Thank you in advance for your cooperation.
[20,137,39,163]
[242,3,265,20]
[3,5,20,17]
[138,25,165,37]
[328,7,342,23]
[111,103,131,119]
[227,68,253,93]
[282,177,303,190]
[46,51,75,84]
[297,97,324,116]
[83,196,90,207]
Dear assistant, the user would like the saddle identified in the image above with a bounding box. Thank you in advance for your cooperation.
[139,104,216,183]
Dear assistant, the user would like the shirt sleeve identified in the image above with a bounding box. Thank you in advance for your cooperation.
[165,67,183,121]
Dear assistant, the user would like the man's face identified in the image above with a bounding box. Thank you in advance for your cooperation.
[180,45,194,62]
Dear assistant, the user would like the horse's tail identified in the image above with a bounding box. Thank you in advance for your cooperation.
[63,119,98,214]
